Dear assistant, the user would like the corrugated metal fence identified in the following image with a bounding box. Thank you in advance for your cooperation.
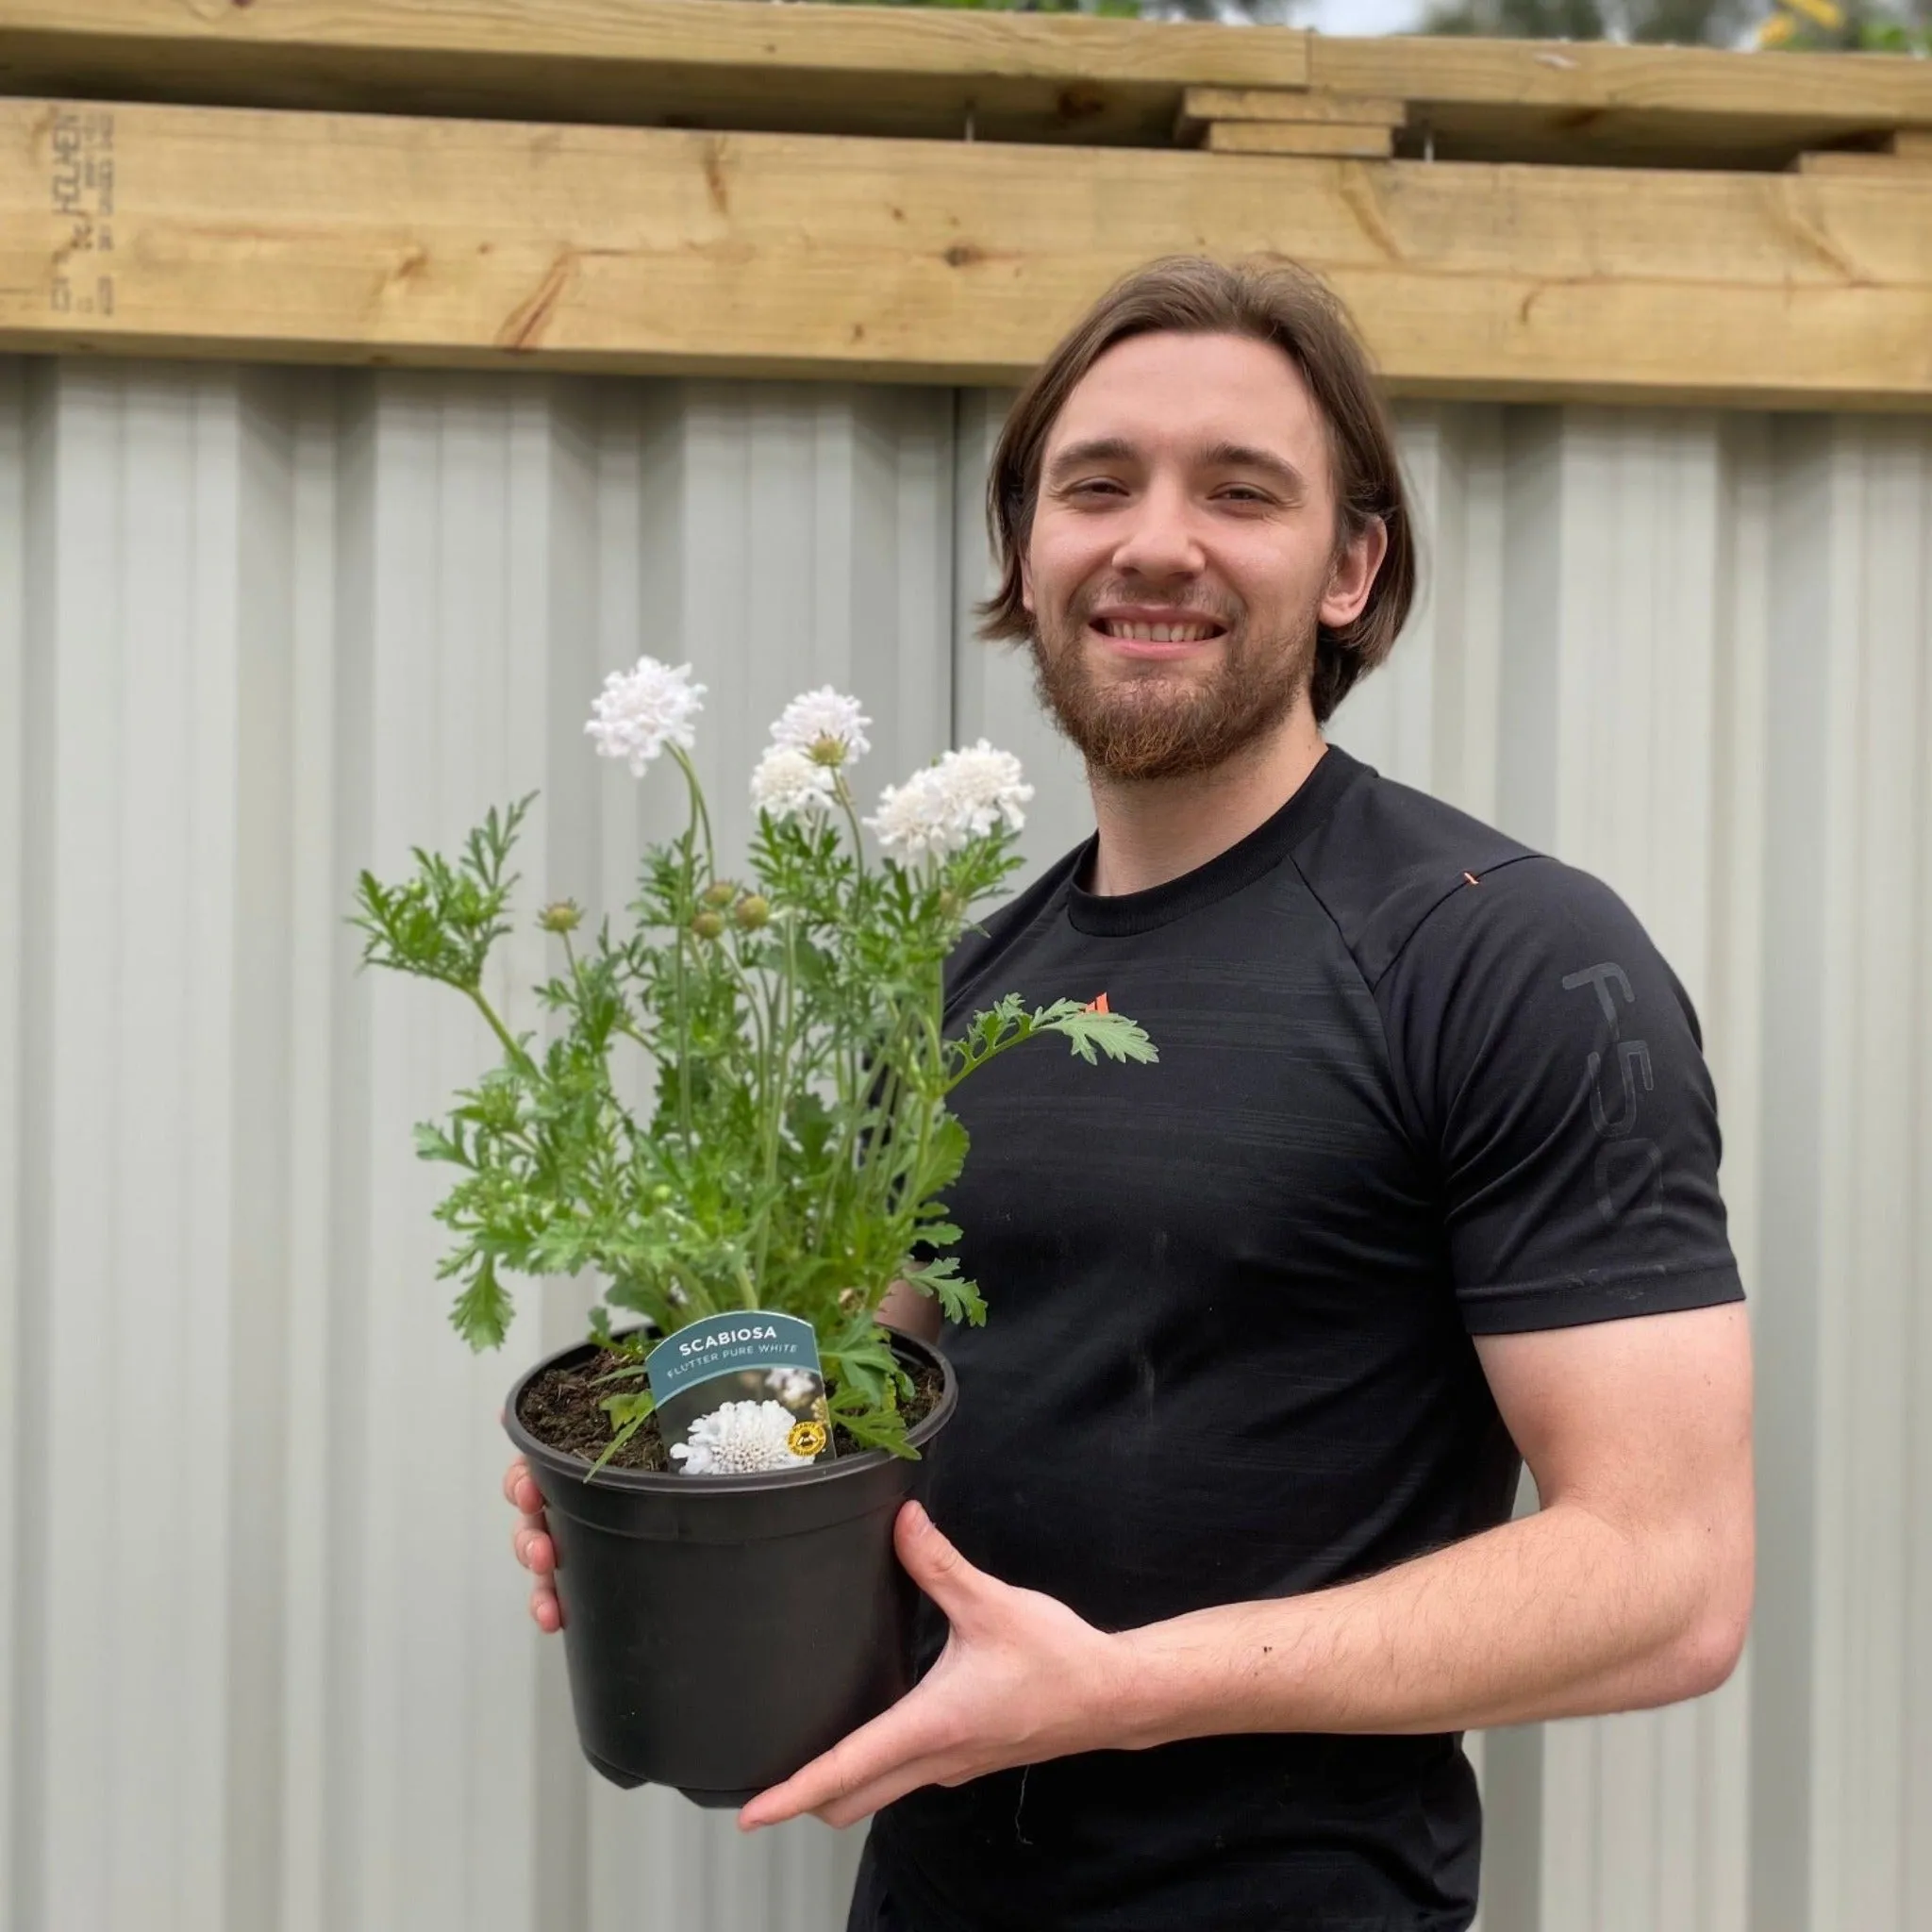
[2,362,1926,1932]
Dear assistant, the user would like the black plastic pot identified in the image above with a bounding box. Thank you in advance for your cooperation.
[503,1329,956,1807]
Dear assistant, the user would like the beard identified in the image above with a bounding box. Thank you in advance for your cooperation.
[1028,586,1320,783]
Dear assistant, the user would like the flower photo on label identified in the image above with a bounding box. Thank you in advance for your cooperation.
[669,1400,818,1476]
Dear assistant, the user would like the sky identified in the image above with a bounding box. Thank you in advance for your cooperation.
[1295,0,1431,31]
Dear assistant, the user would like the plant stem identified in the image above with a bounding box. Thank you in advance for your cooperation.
[854,1028,909,1230]
[670,927,693,1149]
[670,746,716,878]
[717,942,770,1110]
[670,1266,718,1320]
[836,775,869,882]
[941,1015,1041,1094]
[464,985,537,1074]
[750,913,798,1291]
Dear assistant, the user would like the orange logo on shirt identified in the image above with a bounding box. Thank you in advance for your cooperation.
[1084,991,1110,1014]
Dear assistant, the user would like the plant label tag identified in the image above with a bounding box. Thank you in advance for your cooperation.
[646,1311,831,1474]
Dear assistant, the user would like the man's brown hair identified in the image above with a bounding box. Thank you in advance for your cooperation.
[979,255,1416,724]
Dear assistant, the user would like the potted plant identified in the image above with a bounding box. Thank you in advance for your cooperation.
[352,658,1155,1806]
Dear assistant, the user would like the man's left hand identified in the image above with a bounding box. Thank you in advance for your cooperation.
[737,1500,1130,1831]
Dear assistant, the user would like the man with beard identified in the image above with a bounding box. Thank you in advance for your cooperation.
[507,258,1753,1931]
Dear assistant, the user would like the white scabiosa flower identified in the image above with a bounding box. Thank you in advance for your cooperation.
[750,744,837,822]
[585,657,706,774]
[769,687,872,769]
[866,767,962,866]
[670,1399,816,1475]
[866,741,1033,866]
[935,740,1033,840]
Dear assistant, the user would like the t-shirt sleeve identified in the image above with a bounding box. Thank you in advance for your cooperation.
[1374,856,1743,1334]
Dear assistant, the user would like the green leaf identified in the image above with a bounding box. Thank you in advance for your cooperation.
[788,1090,836,1166]
[825,1393,916,1459]
[1030,1000,1160,1068]
[921,1115,971,1197]
[449,1257,515,1351]
[590,1361,651,1387]
[587,1387,657,1478]
[903,1254,987,1327]
[413,1121,471,1166]
[600,1389,657,1424]
[942,992,1156,1090]
[350,795,535,992]
[824,1318,916,1405]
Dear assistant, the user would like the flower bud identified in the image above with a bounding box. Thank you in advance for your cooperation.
[938,889,965,921]
[734,893,772,931]
[837,1286,863,1313]
[808,733,848,769]
[537,898,583,934]
[690,909,725,941]
[701,880,736,909]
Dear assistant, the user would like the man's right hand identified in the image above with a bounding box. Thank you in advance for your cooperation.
[505,1457,563,1632]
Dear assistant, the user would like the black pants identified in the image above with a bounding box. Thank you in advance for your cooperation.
[846,1836,918,1932]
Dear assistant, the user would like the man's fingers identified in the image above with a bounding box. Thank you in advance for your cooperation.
[894,1502,986,1618]
[738,1690,947,1831]
[512,1525,557,1575]
[503,1455,562,1631]
[504,1459,548,1516]
[502,1457,547,1518]
[811,1751,963,1830]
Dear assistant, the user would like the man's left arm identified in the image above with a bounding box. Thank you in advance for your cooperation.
[1120,1298,1753,1740]
[740,1298,1753,1830]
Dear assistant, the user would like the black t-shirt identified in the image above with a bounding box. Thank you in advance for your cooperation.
[870,745,1742,1932]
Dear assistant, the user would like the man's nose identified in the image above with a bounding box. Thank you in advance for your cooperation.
[1110,484,1204,582]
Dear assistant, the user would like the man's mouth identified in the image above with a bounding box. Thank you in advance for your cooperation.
[1088,613,1228,649]
[1094,621,1220,643]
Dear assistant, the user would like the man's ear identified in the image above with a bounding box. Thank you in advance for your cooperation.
[1020,549,1035,618]
[1319,517,1389,631]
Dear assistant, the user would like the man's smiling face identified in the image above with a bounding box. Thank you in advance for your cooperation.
[1021,329,1374,782]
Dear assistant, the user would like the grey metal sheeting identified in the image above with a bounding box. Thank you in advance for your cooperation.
[2,363,1927,1932]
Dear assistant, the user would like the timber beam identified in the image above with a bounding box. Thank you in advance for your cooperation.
[3,96,1928,410]
[0,2,1930,171]
[0,0,1312,152]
